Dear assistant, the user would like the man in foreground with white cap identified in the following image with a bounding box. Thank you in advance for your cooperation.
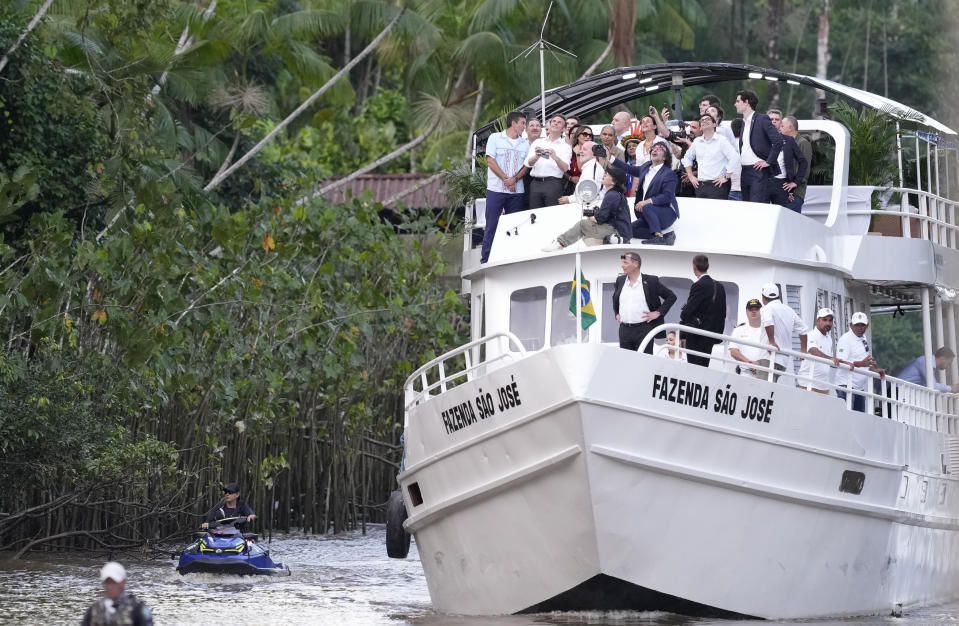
[797,308,839,393]
[82,561,153,625]
[730,298,770,378]
[759,282,807,383]
[836,312,886,412]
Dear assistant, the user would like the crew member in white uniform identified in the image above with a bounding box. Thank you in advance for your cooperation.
[730,298,771,379]
[797,307,839,393]
[759,282,808,383]
[835,311,885,412]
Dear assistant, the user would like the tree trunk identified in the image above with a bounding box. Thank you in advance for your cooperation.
[0,0,55,76]
[579,40,613,80]
[765,0,783,107]
[203,6,407,192]
[464,79,485,161]
[610,0,635,67]
[862,0,873,90]
[814,0,831,116]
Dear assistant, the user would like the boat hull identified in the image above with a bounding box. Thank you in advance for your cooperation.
[399,344,959,617]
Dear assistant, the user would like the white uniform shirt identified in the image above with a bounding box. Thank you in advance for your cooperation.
[525,136,572,178]
[618,276,650,323]
[836,330,871,390]
[730,323,768,378]
[798,327,835,390]
[760,299,808,367]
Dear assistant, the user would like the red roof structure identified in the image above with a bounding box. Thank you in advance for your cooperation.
[322,173,448,209]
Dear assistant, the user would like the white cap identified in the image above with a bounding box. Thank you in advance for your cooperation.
[850,311,869,325]
[816,307,835,319]
[100,562,127,582]
[761,282,779,298]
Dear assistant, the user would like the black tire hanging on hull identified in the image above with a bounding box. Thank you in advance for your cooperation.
[386,489,411,558]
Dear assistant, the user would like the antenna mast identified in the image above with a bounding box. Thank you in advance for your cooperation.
[510,1,576,126]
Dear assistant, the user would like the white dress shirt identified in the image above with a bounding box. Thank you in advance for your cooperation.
[681,133,741,180]
[619,276,650,323]
[525,136,572,178]
[642,163,663,199]
[740,112,759,166]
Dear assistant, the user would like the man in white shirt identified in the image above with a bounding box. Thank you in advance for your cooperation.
[681,113,740,200]
[835,312,885,412]
[797,307,839,393]
[611,251,676,353]
[482,110,529,263]
[759,282,808,383]
[730,298,772,379]
[525,114,572,209]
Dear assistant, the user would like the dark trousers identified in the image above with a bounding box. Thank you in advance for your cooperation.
[528,177,564,209]
[481,191,524,263]
[785,193,805,213]
[695,179,731,200]
[766,177,792,208]
[685,335,718,367]
[740,165,771,203]
[631,204,677,239]
[619,322,657,354]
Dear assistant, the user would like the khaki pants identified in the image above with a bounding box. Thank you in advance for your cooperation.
[558,219,616,246]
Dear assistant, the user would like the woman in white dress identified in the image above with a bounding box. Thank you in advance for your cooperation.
[656,331,687,362]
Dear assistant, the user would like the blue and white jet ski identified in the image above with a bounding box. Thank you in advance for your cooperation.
[176,517,290,576]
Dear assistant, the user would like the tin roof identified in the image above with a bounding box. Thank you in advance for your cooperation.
[322,173,448,209]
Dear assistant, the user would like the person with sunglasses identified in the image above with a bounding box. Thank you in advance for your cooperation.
[201,482,256,530]
[564,125,594,193]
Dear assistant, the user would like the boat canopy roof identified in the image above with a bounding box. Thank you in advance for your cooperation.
[473,62,955,151]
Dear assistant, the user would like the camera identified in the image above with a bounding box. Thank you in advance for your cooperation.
[536,148,550,158]
[591,144,607,158]
[582,208,595,217]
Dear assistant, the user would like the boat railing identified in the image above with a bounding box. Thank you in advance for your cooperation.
[803,186,959,248]
[645,323,959,435]
[403,331,527,420]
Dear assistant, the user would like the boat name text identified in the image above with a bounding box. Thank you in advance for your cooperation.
[441,376,522,435]
[651,375,774,423]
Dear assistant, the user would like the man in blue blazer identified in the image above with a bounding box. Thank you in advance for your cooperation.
[611,142,679,245]
[733,89,783,203]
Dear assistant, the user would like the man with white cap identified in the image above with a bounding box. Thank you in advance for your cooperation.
[82,561,153,625]
[759,282,808,383]
[797,307,839,393]
[836,312,886,412]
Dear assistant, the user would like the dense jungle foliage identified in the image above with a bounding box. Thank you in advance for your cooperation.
[0,0,956,555]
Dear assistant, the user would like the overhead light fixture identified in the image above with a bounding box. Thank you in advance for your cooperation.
[639,77,653,84]
[748,72,763,79]
[622,72,637,80]
[786,79,800,85]
[764,75,779,81]
[645,85,660,92]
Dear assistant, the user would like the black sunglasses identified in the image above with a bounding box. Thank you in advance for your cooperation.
[580,131,593,136]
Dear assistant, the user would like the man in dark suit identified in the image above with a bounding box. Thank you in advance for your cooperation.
[679,254,727,367]
[612,251,677,353]
[611,143,679,245]
[769,118,809,213]
[733,89,783,203]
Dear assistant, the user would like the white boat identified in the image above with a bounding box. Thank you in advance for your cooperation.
[394,63,959,619]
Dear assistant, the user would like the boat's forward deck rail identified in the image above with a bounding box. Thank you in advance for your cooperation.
[403,331,527,423]
[646,323,959,434]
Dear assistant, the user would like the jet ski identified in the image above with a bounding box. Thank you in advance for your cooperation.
[176,517,291,576]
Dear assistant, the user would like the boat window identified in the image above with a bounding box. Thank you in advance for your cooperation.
[509,286,547,351]
[551,282,590,345]
[786,285,803,374]
[830,293,843,342]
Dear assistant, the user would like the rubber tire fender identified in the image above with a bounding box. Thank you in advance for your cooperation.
[386,489,411,558]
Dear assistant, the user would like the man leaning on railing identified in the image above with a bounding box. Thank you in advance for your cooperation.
[896,347,959,393]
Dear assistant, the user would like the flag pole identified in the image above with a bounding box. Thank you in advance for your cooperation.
[575,251,582,343]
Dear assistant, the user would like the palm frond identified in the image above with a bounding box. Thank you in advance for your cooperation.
[271,9,346,40]
[469,0,523,34]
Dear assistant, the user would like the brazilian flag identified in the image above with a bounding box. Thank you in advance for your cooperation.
[569,270,597,330]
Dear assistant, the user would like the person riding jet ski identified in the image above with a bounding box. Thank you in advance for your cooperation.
[201,482,256,530]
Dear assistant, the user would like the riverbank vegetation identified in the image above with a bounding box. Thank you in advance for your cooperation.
[0,0,956,556]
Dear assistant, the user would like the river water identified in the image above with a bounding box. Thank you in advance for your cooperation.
[2,527,958,625]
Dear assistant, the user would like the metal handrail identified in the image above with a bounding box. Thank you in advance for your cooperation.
[644,323,959,434]
[403,331,528,420]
